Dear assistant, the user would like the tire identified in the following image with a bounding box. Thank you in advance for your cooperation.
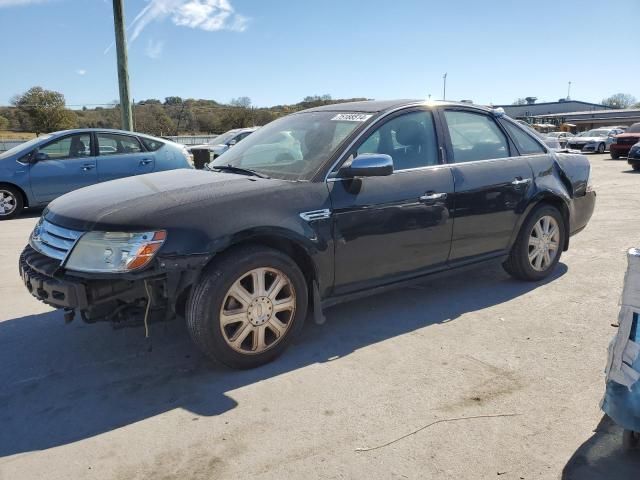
[611,151,620,160]
[0,185,24,220]
[503,205,566,281]
[632,163,640,171]
[597,143,605,154]
[186,245,308,369]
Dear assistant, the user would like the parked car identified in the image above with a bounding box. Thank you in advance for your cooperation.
[627,141,640,170]
[610,123,640,159]
[546,131,575,148]
[0,129,193,220]
[515,120,564,151]
[20,100,596,368]
[187,127,259,159]
[567,128,624,153]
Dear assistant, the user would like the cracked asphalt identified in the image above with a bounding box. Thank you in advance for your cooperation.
[1,153,638,479]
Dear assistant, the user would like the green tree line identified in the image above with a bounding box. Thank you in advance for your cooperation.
[0,86,368,137]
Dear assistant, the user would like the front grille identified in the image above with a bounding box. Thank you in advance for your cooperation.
[618,137,639,145]
[30,219,84,262]
[568,143,585,149]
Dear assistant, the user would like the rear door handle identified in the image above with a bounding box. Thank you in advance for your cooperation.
[420,192,447,203]
[139,158,153,166]
[81,164,95,171]
[512,177,531,186]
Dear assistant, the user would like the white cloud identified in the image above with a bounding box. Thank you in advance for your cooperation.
[129,0,248,43]
[76,69,87,75]
[145,39,164,59]
[0,0,50,6]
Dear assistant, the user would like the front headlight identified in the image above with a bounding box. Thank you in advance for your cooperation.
[65,230,166,273]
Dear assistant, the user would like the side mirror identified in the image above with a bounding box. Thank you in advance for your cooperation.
[31,151,49,163]
[339,154,394,178]
[228,139,237,147]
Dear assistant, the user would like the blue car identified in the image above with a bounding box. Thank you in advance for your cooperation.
[0,129,193,219]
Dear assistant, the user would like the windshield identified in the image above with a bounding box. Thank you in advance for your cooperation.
[546,132,562,137]
[584,129,610,137]
[208,130,240,145]
[210,111,369,180]
[0,135,50,160]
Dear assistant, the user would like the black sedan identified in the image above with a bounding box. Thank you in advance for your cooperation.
[20,100,596,368]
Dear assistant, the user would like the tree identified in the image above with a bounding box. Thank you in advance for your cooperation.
[164,96,183,105]
[12,86,77,134]
[134,104,175,136]
[512,98,527,105]
[0,115,8,131]
[601,93,637,109]
[230,97,252,108]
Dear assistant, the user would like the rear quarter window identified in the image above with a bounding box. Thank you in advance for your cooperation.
[501,121,546,155]
[140,137,165,151]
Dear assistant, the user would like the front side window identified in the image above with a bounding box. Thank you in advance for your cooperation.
[444,110,509,163]
[502,121,546,155]
[356,110,439,170]
[97,133,143,156]
[39,134,91,160]
[210,111,366,180]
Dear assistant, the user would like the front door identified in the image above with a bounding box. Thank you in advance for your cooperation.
[328,109,455,295]
[29,133,97,203]
[441,109,533,261]
[96,132,155,183]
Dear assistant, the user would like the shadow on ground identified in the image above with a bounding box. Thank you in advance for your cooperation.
[0,262,566,457]
[562,415,640,479]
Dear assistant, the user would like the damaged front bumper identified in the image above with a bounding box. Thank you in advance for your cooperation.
[19,245,206,323]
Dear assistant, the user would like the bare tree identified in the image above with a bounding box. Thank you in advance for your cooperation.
[601,93,637,109]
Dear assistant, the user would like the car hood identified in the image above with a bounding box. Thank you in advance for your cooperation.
[44,168,289,232]
[615,133,640,139]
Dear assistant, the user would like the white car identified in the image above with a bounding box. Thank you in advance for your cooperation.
[567,128,624,153]
[187,127,259,158]
[546,131,574,148]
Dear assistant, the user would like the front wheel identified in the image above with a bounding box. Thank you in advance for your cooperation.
[611,151,620,159]
[186,245,308,369]
[632,163,640,171]
[503,205,566,281]
[0,186,24,220]
[597,143,605,154]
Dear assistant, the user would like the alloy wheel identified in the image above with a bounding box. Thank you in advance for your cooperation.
[528,215,560,272]
[0,190,17,216]
[219,267,296,354]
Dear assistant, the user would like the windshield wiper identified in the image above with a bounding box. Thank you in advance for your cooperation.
[208,164,270,179]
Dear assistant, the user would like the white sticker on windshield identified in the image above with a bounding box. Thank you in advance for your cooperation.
[331,113,373,122]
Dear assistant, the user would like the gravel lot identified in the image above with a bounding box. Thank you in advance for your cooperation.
[1,153,638,480]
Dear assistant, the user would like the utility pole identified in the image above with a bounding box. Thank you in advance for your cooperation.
[442,73,447,100]
[112,0,133,131]
[567,81,572,100]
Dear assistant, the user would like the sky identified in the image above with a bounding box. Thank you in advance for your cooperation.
[0,0,639,108]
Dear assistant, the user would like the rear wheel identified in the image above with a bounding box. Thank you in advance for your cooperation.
[597,143,605,153]
[0,186,23,220]
[503,205,566,281]
[186,245,308,369]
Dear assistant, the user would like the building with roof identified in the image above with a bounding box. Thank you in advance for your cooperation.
[535,108,640,131]
[495,99,611,120]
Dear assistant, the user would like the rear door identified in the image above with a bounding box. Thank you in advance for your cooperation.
[96,132,155,183]
[441,108,533,262]
[29,133,97,203]
[328,108,455,294]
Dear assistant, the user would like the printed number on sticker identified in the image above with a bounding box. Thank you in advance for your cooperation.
[331,113,373,122]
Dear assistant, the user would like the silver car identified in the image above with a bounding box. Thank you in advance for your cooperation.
[567,128,624,153]
[546,131,575,149]
[187,127,259,159]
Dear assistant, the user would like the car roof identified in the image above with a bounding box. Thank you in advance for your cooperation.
[300,99,494,114]
[48,128,163,139]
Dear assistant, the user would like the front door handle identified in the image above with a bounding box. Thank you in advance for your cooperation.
[139,159,153,166]
[512,177,531,186]
[81,164,95,171]
[420,192,447,203]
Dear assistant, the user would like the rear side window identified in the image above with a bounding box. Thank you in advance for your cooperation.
[97,133,143,156]
[444,110,509,163]
[502,121,546,155]
[140,137,165,151]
